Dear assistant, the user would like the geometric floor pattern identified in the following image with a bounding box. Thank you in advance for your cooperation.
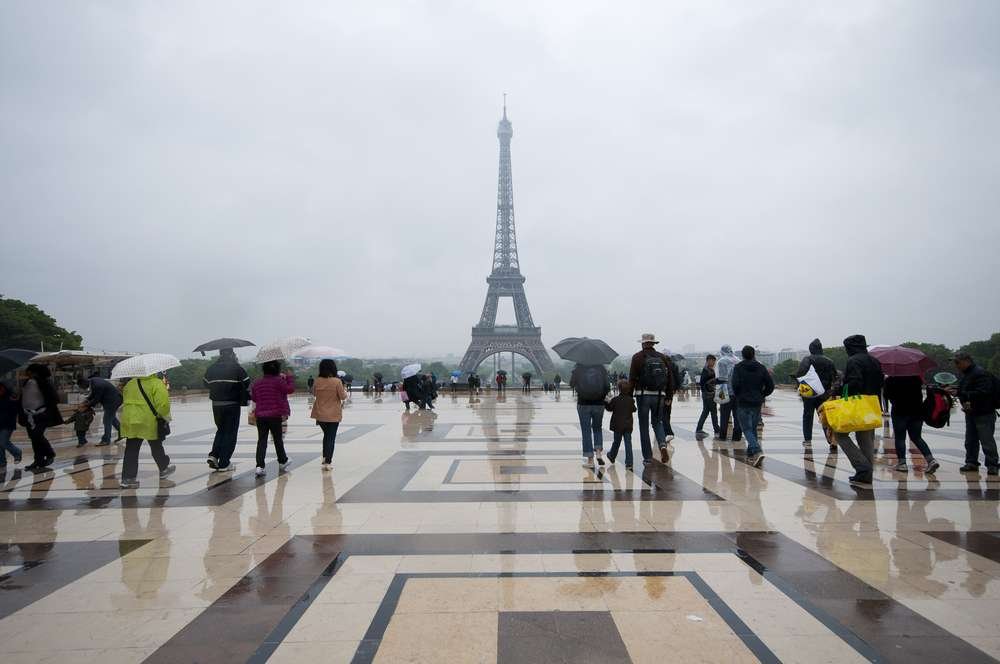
[2,389,999,662]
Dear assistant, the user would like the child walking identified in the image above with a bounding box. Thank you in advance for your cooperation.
[64,405,95,446]
[606,380,636,470]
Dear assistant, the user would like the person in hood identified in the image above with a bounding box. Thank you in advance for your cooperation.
[951,352,998,475]
[204,348,250,472]
[834,334,884,486]
[715,345,742,442]
[795,339,837,451]
[730,346,774,468]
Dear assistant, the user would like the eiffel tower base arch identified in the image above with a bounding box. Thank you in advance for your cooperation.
[458,331,554,377]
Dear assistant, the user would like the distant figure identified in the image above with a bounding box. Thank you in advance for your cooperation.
[307,375,315,393]
[795,339,837,451]
[451,373,459,393]
[204,348,250,473]
[118,372,175,488]
[250,361,295,477]
[606,380,636,470]
[730,345,774,468]
[571,362,610,468]
[834,335,884,486]
[20,363,63,471]
[522,372,532,393]
[77,375,123,445]
[553,373,562,393]
[715,345,742,443]
[495,372,504,393]
[884,375,939,474]
[628,333,674,464]
[0,381,23,469]
[311,359,349,470]
[952,352,998,475]
[695,354,719,440]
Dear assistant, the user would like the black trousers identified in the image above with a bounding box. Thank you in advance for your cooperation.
[256,416,288,468]
[122,438,170,480]
[27,424,54,464]
[719,400,742,441]
[319,421,340,463]
[696,398,719,433]
[210,404,242,467]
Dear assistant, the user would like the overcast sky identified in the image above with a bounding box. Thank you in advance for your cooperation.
[2,1,998,361]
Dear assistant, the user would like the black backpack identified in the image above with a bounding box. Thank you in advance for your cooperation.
[639,354,668,392]
[922,387,953,429]
[576,365,607,401]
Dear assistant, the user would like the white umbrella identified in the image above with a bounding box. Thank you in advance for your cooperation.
[401,363,422,379]
[294,344,347,359]
[255,336,311,363]
[110,353,181,380]
[337,370,347,378]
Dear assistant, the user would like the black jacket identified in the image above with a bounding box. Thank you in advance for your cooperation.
[884,376,924,418]
[796,339,837,398]
[204,358,250,405]
[605,392,635,433]
[0,383,18,431]
[731,359,775,407]
[958,363,996,417]
[842,335,884,396]
[699,366,716,399]
[84,377,122,409]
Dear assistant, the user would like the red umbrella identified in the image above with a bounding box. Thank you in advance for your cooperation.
[868,345,937,377]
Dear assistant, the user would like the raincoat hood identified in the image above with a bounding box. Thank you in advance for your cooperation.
[720,345,735,357]
[808,339,824,355]
[843,334,869,357]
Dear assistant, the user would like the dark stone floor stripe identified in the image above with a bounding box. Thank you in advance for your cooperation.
[924,531,1000,564]
[497,611,632,664]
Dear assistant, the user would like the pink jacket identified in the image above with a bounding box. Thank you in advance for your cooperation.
[251,374,294,418]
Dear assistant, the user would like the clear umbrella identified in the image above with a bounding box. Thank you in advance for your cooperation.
[401,363,422,379]
[294,345,347,359]
[255,336,311,363]
[110,353,181,380]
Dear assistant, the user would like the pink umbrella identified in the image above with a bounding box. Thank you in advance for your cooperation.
[868,345,937,377]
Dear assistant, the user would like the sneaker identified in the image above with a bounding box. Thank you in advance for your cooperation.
[802,440,812,447]
[625,465,633,471]
[664,435,675,444]
[659,446,670,463]
[695,430,707,440]
[849,473,873,486]
[159,464,176,479]
[206,456,218,470]
[891,462,908,472]
[925,460,940,475]
[596,455,605,466]
[642,458,654,465]
[960,464,980,473]
[584,456,594,468]
[77,440,87,447]
[606,452,617,464]
[95,441,111,447]
[120,478,139,489]
[321,462,332,471]
[279,460,292,471]
[255,467,266,477]
[989,467,999,477]
[829,445,838,453]
[215,464,235,473]
[751,453,765,468]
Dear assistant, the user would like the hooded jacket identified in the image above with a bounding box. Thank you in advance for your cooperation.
[605,388,636,433]
[716,346,739,384]
[842,335,884,396]
[795,339,837,398]
[204,357,250,406]
[731,359,775,407]
[958,363,996,417]
[120,375,170,441]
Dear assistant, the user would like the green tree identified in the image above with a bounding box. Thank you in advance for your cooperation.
[989,352,1000,376]
[0,297,83,351]
[771,358,799,385]
[165,359,212,389]
[959,333,1000,368]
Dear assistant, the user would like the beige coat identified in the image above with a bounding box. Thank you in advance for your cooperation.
[311,376,348,422]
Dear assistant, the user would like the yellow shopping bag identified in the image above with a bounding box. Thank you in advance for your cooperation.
[818,387,882,433]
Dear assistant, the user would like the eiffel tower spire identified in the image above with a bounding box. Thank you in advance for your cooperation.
[492,95,519,274]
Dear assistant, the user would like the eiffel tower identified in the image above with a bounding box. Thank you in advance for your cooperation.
[459,101,554,377]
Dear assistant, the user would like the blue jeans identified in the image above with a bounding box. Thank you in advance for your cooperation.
[101,405,121,442]
[736,405,762,456]
[892,414,934,462]
[0,428,21,465]
[577,404,605,457]
[635,394,665,460]
[609,431,633,467]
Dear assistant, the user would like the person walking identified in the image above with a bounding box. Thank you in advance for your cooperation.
[833,335,884,486]
[553,373,562,394]
[250,360,295,477]
[118,372,175,488]
[204,348,250,472]
[606,380,636,470]
[730,346,774,468]
[311,359,349,470]
[522,372,532,394]
[695,354,720,440]
[0,380,23,469]
[951,352,998,475]
[715,345,742,442]
[307,375,315,393]
[20,363,62,471]
[76,375,123,445]
[884,375,939,474]
[628,333,674,464]
[571,362,610,468]
[795,339,837,451]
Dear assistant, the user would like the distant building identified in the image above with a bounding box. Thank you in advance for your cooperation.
[777,348,809,364]
[682,344,696,354]
[756,349,777,368]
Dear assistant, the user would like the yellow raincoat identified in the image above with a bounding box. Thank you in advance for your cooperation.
[120,375,171,441]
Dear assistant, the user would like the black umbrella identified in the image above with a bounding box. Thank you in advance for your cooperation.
[192,338,256,356]
[552,337,619,365]
[0,348,38,374]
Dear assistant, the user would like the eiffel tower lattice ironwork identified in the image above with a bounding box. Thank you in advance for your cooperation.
[459,102,554,377]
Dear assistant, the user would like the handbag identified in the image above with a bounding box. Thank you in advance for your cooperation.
[797,365,825,399]
[136,378,171,440]
[248,402,256,425]
[818,386,882,433]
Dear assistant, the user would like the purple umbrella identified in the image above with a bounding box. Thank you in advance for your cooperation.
[868,346,937,377]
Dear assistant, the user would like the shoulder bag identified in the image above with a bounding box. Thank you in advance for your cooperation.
[136,379,171,440]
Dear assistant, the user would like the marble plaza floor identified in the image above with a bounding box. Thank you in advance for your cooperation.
[2,388,1000,663]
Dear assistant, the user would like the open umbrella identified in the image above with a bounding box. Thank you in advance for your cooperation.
[192,338,255,356]
[110,353,181,380]
[401,363,422,379]
[294,345,347,359]
[450,370,462,378]
[552,337,619,365]
[0,348,39,374]
[255,336,311,363]
[868,345,937,377]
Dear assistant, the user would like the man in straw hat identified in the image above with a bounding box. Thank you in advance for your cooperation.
[628,333,675,464]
